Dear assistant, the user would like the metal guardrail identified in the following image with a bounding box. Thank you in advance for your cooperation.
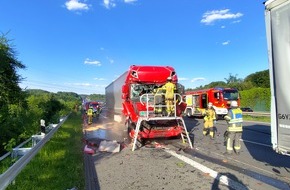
[0,116,68,190]
[242,111,271,117]
[0,138,32,162]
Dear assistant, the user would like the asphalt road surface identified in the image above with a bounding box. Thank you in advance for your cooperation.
[82,109,290,190]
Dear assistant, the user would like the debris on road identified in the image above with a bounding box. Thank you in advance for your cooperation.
[98,140,120,153]
[83,145,95,154]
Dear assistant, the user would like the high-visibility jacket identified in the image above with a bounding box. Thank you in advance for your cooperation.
[224,108,243,132]
[162,82,176,100]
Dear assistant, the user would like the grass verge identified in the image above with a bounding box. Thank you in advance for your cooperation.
[6,112,85,190]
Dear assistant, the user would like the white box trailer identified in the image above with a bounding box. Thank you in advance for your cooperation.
[105,71,127,123]
[265,0,290,155]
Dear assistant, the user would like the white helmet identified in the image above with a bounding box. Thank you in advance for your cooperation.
[167,76,172,81]
[231,101,238,107]
[208,102,213,107]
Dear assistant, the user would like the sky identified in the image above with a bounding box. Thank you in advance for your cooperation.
[0,0,269,95]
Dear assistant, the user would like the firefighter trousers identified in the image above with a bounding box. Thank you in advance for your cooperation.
[203,121,214,139]
[87,115,93,125]
[165,98,174,115]
[225,132,242,154]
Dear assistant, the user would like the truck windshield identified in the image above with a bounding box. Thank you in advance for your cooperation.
[223,90,239,100]
[130,84,157,99]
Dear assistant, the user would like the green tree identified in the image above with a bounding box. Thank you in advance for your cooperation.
[224,73,243,84]
[87,94,105,102]
[0,34,27,154]
[0,34,26,105]
[244,69,270,88]
[203,81,227,89]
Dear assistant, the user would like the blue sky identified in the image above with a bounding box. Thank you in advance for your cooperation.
[0,0,268,95]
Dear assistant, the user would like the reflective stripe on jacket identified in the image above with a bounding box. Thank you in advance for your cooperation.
[225,108,243,132]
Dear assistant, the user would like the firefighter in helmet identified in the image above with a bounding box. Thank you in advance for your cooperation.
[87,106,93,125]
[202,102,216,139]
[162,76,176,116]
[224,100,243,155]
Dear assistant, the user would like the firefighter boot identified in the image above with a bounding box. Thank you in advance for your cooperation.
[203,128,208,136]
[210,131,214,140]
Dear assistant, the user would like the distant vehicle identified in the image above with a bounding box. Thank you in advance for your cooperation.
[265,0,290,156]
[89,101,101,115]
[240,107,253,112]
[83,101,101,115]
[184,87,240,119]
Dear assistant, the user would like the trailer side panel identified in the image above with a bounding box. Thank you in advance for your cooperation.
[266,0,290,154]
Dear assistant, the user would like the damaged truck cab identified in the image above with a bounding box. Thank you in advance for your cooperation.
[105,65,191,150]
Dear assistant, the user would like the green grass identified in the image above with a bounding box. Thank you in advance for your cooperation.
[243,115,271,123]
[6,112,85,190]
[0,157,17,174]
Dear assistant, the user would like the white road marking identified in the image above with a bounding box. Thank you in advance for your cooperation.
[240,139,272,148]
[164,149,251,190]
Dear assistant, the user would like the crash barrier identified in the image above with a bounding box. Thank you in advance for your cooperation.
[0,116,68,190]
[242,112,270,117]
[0,138,32,162]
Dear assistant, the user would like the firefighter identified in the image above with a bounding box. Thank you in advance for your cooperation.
[162,76,176,116]
[87,106,93,125]
[202,102,216,139]
[224,100,243,155]
[153,87,164,114]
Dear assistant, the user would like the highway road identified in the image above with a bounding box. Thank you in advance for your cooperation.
[82,110,290,190]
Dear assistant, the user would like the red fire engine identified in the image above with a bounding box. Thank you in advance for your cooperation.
[105,65,192,150]
[184,87,240,119]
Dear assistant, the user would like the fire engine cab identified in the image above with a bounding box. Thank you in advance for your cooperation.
[184,87,240,119]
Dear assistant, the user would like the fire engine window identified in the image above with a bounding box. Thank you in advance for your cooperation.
[214,92,219,99]
[223,91,239,100]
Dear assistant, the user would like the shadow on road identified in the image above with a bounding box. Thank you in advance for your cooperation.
[242,124,290,169]
[211,172,249,190]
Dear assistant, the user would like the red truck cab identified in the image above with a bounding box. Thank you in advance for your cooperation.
[106,65,189,148]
